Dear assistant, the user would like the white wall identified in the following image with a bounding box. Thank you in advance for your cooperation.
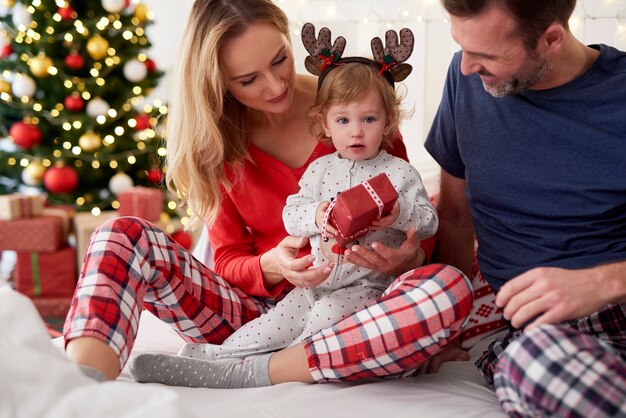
[142,0,626,194]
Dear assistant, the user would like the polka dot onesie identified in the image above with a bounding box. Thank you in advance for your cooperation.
[178,150,438,361]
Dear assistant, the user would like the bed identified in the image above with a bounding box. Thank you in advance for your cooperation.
[1,286,507,418]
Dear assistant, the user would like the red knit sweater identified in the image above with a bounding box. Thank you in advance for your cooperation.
[208,138,434,298]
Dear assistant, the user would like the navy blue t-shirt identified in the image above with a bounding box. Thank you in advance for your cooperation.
[425,44,626,293]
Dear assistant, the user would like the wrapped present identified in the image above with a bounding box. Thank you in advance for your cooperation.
[42,205,76,236]
[73,211,118,269]
[329,173,398,247]
[0,216,66,252]
[0,194,44,220]
[14,246,77,298]
[117,186,164,222]
[32,297,73,318]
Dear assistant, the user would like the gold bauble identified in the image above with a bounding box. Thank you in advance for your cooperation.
[134,3,150,22]
[1,0,16,8]
[22,160,46,186]
[29,55,53,78]
[0,79,10,94]
[86,35,109,60]
[79,131,102,152]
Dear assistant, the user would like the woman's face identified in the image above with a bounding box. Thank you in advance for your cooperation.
[221,22,296,114]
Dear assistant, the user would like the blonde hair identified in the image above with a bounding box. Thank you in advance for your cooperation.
[307,63,404,149]
[165,0,290,228]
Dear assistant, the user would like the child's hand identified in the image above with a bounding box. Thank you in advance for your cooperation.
[316,201,337,238]
[371,201,399,229]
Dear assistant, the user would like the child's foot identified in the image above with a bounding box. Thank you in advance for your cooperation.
[128,353,271,389]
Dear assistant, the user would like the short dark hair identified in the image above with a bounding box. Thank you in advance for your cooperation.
[441,0,577,49]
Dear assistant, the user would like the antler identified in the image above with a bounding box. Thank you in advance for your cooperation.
[301,23,346,76]
[370,28,414,82]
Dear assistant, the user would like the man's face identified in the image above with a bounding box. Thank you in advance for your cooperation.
[450,5,551,97]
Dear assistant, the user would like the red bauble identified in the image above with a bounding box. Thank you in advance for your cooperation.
[58,6,75,20]
[65,94,84,112]
[1,44,13,58]
[172,231,193,251]
[146,168,164,183]
[44,165,79,194]
[145,58,157,72]
[9,121,42,150]
[133,114,151,130]
[65,52,84,70]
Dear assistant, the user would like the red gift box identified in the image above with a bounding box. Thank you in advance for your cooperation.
[0,215,66,252]
[42,205,76,236]
[117,186,164,221]
[0,193,44,220]
[329,173,398,247]
[32,297,73,318]
[14,246,77,298]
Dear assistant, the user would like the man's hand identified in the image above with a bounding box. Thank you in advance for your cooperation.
[343,226,424,277]
[496,265,613,331]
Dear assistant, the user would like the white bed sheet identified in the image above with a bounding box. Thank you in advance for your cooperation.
[1,287,507,418]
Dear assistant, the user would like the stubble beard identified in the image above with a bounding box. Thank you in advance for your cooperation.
[483,53,551,98]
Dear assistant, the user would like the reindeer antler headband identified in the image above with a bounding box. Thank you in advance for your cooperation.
[301,23,414,90]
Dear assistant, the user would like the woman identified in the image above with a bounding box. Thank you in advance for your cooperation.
[64,0,472,384]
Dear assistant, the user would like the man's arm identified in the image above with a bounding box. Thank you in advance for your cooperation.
[432,170,475,277]
[497,260,626,330]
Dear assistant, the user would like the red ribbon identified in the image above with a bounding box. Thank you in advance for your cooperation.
[319,53,338,72]
[378,59,397,75]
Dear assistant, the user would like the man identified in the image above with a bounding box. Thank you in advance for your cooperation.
[425,0,626,416]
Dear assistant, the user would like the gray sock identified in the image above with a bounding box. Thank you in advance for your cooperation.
[128,353,272,389]
[79,365,107,382]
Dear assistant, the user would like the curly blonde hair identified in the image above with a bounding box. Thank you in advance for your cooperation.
[306,62,405,149]
[165,0,290,228]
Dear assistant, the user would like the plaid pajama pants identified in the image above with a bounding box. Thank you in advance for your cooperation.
[64,216,474,379]
[476,303,626,417]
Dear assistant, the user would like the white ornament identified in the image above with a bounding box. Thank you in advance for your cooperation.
[0,3,10,18]
[102,0,126,13]
[109,171,134,196]
[12,3,32,28]
[12,74,36,98]
[86,97,111,117]
[123,59,147,83]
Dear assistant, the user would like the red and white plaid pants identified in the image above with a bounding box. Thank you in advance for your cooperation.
[64,217,473,379]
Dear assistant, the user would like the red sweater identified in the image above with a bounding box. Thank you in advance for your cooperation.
[208,138,434,298]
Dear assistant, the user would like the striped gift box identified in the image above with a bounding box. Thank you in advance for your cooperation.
[0,194,44,220]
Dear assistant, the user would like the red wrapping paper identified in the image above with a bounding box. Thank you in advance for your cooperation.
[32,297,73,318]
[329,173,398,247]
[0,194,44,220]
[0,215,66,252]
[117,186,164,221]
[14,246,77,298]
[42,205,76,235]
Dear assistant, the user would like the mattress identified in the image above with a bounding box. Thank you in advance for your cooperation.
[1,287,507,418]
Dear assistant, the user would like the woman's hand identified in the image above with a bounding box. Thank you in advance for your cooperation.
[260,235,333,289]
[343,226,425,277]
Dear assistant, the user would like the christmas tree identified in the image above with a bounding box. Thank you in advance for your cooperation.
[0,0,168,216]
